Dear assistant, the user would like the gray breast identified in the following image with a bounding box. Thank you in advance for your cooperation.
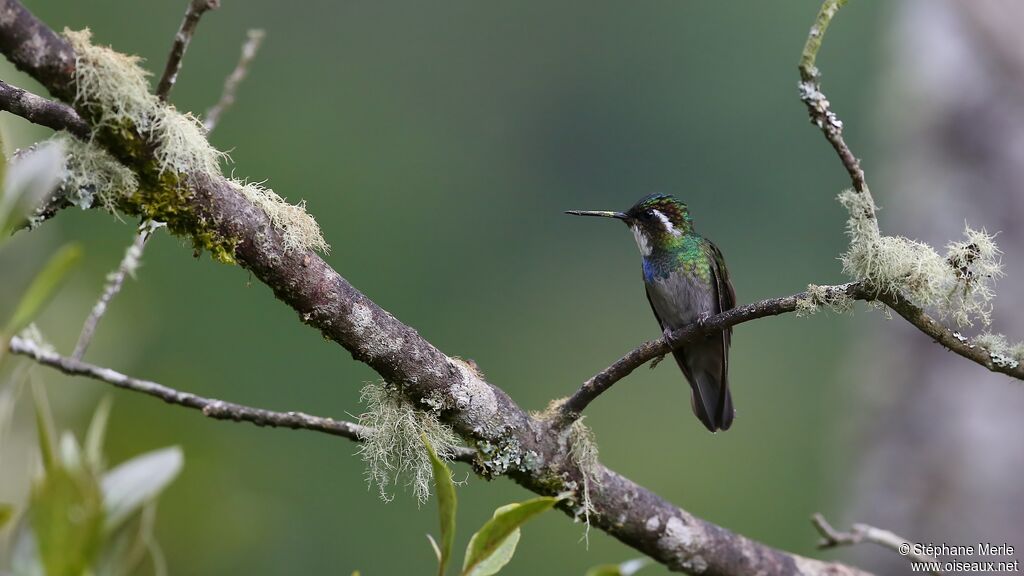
[646,270,716,330]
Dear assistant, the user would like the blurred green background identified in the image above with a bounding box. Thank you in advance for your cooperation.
[1,1,885,573]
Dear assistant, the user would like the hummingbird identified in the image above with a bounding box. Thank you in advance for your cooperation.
[567,194,736,432]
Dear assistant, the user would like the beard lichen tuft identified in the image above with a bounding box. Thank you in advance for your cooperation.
[231,180,329,254]
[838,189,1003,327]
[65,28,227,178]
[356,381,461,505]
[568,417,601,545]
[61,28,327,262]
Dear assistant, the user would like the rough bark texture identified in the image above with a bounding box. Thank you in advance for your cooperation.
[0,79,86,136]
[0,1,872,573]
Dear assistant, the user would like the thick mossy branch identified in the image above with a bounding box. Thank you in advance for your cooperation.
[356,381,461,505]
[60,28,327,259]
[839,190,1003,327]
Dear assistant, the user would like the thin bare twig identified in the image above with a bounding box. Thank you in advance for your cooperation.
[10,335,477,463]
[156,0,221,100]
[798,0,872,201]
[204,29,264,132]
[812,513,940,575]
[558,283,868,423]
[72,221,162,360]
[0,79,88,137]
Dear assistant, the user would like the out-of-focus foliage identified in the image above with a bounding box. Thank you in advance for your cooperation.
[584,558,652,576]
[0,126,183,576]
[4,384,183,576]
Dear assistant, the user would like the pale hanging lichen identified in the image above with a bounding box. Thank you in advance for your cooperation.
[356,381,461,505]
[568,417,601,545]
[838,189,1003,327]
[232,179,329,254]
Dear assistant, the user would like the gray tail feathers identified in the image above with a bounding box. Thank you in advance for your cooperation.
[674,351,733,432]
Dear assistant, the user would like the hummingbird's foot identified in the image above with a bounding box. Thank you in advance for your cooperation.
[662,327,681,349]
[695,311,713,330]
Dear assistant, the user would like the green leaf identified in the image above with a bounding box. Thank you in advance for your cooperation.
[84,396,113,472]
[465,523,519,576]
[584,558,652,576]
[462,497,559,576]
[0,502,13,529]
[423,433,457,576]
[30,463,105,576]
[30,381,57,472]
[5,243,83,335]
[101,446,183,533]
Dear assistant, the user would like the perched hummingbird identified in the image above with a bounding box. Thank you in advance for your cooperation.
[567,194,736,432]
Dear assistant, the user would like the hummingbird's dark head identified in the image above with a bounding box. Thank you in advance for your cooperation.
[566,193,693,256]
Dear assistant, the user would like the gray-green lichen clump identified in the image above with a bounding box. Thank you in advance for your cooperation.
[795,283,853,316]
[55,134,138,212]
[839,189,1003,327]
[61,28,328,260]
[970,332,1024,370]
[356,381,461,505]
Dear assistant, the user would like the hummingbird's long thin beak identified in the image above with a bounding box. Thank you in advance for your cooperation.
[564,210,628,220]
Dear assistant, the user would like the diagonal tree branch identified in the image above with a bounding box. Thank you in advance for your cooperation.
[8,334,477,463]
[0,3,867,572]
[1,0,997,573]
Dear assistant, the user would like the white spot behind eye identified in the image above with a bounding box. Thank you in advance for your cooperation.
[652,210,681,236]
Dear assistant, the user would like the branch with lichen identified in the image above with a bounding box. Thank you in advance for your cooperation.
[1,0,1015,574]
[0,2,874,573]
[797,0,1024,376]
[8,334,476,463]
